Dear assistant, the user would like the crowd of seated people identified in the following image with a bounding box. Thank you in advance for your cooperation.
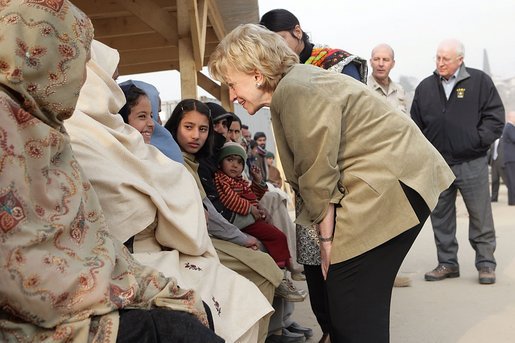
[0,2,314,342]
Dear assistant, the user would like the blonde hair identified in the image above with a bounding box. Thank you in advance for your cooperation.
[208,24,299,92]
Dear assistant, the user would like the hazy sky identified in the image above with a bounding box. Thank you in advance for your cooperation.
[119,0,515,101]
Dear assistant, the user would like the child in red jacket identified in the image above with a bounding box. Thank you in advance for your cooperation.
[214,142,306,302]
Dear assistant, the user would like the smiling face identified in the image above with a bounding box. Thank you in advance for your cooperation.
[221,155,245,178]
[127,95,154,144]
[176,110,210,154]
[226,67,272,115]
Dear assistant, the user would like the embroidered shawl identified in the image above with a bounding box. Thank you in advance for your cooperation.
[0,2,205,342]
[306,44,368,83]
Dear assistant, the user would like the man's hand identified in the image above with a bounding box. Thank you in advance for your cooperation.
[243,234,260,250]
[250,165,263,183]
[507,111,515,125]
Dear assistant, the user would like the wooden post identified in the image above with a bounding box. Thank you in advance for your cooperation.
[177,0,198,99]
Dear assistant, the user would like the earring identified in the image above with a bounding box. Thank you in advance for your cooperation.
[256,83,261,88]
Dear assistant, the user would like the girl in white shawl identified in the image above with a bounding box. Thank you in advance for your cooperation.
[64,40,273,343]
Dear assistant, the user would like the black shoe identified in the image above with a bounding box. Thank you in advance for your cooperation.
[287,322,313,338]
[266,330,306,343]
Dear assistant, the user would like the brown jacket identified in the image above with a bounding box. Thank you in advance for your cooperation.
[270,64,455,264]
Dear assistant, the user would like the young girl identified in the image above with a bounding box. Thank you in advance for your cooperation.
[164,99,214,198]
[214,142,306,301]
[166,100,305,303]
[119,84,155,144]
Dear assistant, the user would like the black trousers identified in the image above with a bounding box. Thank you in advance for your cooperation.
[117,307,224,343]
[505,161,515,205]
[490,158,507,201]
[305,183,430,343]
[304,264,331,334]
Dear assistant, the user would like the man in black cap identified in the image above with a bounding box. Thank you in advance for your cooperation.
[206,102,235,141]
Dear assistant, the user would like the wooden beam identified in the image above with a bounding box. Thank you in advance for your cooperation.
[91,16,154,39]
[73,0,133,19]
[100,33,175,51]
[118,47,179,65]
[188,0,208,70]
[177,0,198,99]
[119,61,180,76]
[197,71,220,99]
[207,0,225,40]
[116,0,178,44]
[215,0,259,32]
[220,84,233,111]
[94,27,218,56]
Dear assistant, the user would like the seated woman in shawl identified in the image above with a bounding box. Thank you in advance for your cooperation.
[117,84,154,144]
[119,79,185,164]
[115,81,289,343]
[64,40,273,343]
[0,1,222,342]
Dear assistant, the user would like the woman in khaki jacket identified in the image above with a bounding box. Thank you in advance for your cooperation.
[209,24,455,343]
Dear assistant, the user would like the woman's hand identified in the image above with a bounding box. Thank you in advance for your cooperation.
[318,203,335,280]
[258,206,271,223]
[320,240,332,280]
[250,205,261,220]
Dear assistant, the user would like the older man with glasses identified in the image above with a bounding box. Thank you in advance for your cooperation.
[411,38,505,285]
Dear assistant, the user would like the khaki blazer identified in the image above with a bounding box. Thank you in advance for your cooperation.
[270,64,455,264]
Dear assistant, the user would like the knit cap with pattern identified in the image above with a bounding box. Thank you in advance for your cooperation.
[218,141,247,163]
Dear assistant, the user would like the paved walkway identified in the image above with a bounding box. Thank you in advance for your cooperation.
[291,187,514,343]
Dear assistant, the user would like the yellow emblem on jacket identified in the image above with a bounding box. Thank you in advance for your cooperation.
[456,88,466,98]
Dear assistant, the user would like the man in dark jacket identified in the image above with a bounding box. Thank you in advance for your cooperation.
[489,137,507,202]
[502,111,515,205]
[411,39,505,285]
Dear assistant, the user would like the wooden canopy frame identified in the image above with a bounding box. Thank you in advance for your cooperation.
[73,0,259,109]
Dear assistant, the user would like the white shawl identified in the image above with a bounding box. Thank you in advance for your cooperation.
[65,40,272,342]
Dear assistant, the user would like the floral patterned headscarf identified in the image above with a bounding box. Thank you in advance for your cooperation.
[0,2,207,342]
[0,0,93,128]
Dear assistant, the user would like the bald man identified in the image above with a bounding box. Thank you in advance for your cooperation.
[411,39,505,285]
[368,43,407,113]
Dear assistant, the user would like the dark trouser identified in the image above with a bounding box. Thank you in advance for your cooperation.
[490,158,507,201]
[310,183,429,343]
[117,307,223,343]
[431,156,497,269]
[303,264,331,334]
[505,161,515,205]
